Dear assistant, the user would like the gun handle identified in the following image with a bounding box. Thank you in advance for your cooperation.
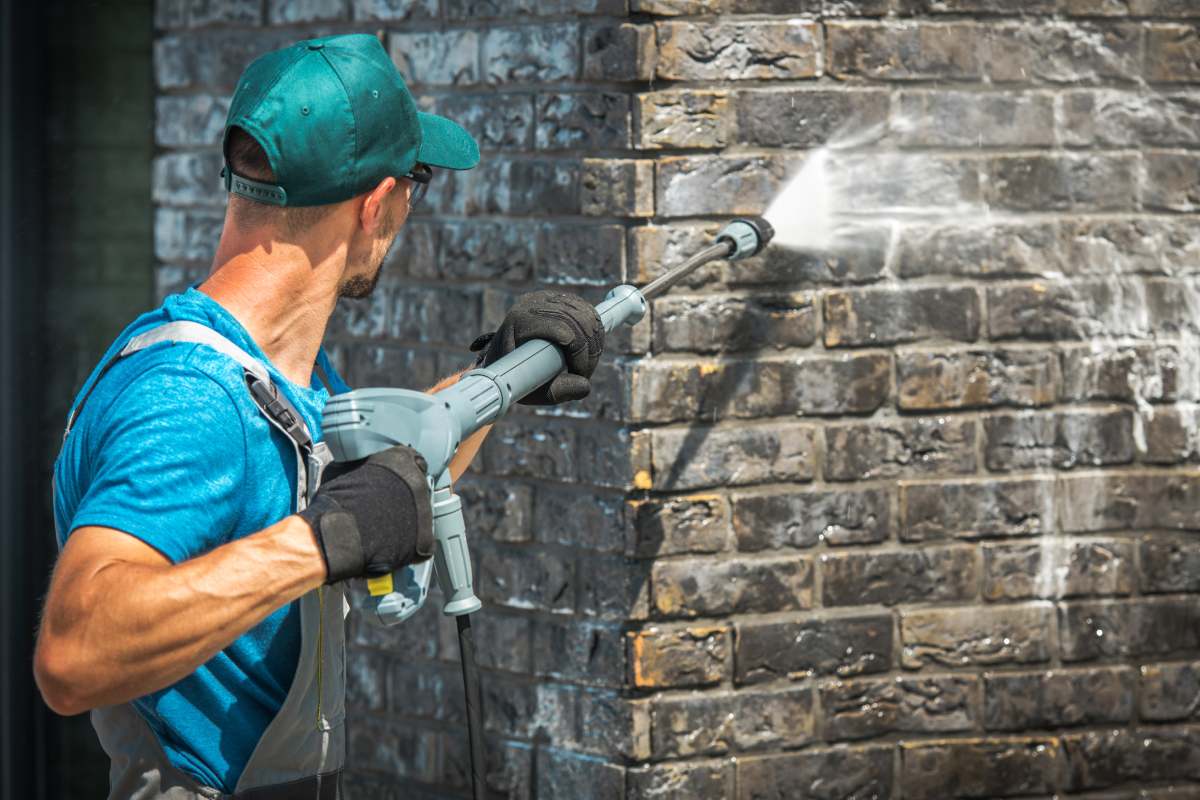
[432,484,481,616]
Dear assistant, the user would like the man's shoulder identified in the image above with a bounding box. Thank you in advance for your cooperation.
[81,338,261,438]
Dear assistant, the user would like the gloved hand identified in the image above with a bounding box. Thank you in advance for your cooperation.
[470,290,605,405]
[299,445,434,584]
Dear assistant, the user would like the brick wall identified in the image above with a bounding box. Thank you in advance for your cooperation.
[151,1,1200,798]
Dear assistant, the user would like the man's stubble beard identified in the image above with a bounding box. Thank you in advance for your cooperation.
[338,206,401,300]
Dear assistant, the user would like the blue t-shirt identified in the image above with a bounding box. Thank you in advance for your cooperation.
[53,287,350,792]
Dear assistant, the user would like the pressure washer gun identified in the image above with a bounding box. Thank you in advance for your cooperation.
[320,216,772,799]
[321,216,773,625]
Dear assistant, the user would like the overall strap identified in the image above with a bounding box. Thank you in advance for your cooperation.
[64,321,316,457]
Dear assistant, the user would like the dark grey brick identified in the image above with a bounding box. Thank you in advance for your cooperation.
[581,158,652,217]
[987,154,1138,212]
[476,546,574,614]
[651,556,814,618]
[650,688,815,758]
[534,486,625,553]
[656,20,820,81]
[535,748,625,799]
[152,151,225,207]
[155,95,228,147]
[984,667,1135,730]
[826,417,977,482]
[1061,89,1200,148]
[627,762,730,800]
[1141,536,1200,594]
[1061,598,1200,662]
[628,358,788,424]
[438,220,535,282]
[899,737,1060,799]
[1141,662,1200,722]
[1061,728,1200,790]
[736,614,893,684]
[268,0,348,23]
[657,155,791,217]
[353,0,437,19]
[536,223,625,287]
[828,22,984,80]
[654,293,816,354]
[902,477,1055,542]
[1059,471,1200,533]
[897,348,1060,411]
[577,690,650,760]
[583,21,656,81]
[532,619,624,688]
[346,717,438,782]
[456,479,533,544]
[390,30,479,86]
[578,554,651,621]
[895,221,1063,279]
[536,93,630,151]
[1062,342,1197,403]
[983,539,1134,600]
[1148,24,1200,83]
[483,24,580,85]
[788,353,890,416]
[627,495,731,557]
[735,746,894,800]
[737,89,889,149]
[650,423,819,490]
[732,486,891,551]
[821,675,978,741]
[988,22,1141,84]
[824,286,980,348]
[983,408,1136,471]
[987,280,1197,341]
[636,90,729,150]
[900,605,1052,668]
[822,547,978,607]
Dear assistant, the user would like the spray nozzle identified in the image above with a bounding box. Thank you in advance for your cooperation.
[716,216,775,261]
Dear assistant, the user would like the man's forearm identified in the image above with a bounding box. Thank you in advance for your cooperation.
[35,515,325,715]
[427,368,492,482]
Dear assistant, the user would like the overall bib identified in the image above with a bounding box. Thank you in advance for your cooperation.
[58,321,346,800]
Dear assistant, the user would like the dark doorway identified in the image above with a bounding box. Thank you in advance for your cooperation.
[1,1,155,796]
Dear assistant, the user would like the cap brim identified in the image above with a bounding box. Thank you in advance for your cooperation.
[416,112,480,171]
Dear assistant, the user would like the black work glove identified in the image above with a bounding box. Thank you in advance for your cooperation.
[299,445,434,584]
[469,290,605,405]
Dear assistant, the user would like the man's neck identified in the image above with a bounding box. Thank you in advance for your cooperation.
[200,239,344,388]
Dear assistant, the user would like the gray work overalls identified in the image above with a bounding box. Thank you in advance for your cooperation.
[59,321,346,800]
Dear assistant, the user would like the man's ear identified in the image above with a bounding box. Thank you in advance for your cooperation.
[360,176,398,234]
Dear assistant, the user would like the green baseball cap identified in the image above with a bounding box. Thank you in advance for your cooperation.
[222,33,479,207]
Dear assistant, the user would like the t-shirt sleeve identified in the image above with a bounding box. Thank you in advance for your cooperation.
[67,362,249,564]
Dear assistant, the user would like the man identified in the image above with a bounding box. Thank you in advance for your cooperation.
[34,34,604,799]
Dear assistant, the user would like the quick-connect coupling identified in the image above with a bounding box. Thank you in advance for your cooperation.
[716,216,775,261]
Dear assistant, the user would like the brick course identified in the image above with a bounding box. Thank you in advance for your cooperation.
[152,1,1200,797]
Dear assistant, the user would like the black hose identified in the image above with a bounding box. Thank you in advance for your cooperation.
[457,613,486,800]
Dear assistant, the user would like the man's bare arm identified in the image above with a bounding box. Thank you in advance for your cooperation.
[35,370,491,716]
[426,369,492,482]
[34,517,325,716]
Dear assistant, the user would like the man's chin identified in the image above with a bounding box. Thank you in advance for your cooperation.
[338,270,381,300]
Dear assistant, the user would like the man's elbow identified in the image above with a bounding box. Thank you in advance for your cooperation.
[34,637,93,716]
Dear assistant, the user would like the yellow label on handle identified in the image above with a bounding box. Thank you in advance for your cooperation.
[367,573,394,596]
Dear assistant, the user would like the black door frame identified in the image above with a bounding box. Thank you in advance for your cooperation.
[1,1,55,798]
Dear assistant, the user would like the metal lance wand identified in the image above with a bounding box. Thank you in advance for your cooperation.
[321,215,775,800]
